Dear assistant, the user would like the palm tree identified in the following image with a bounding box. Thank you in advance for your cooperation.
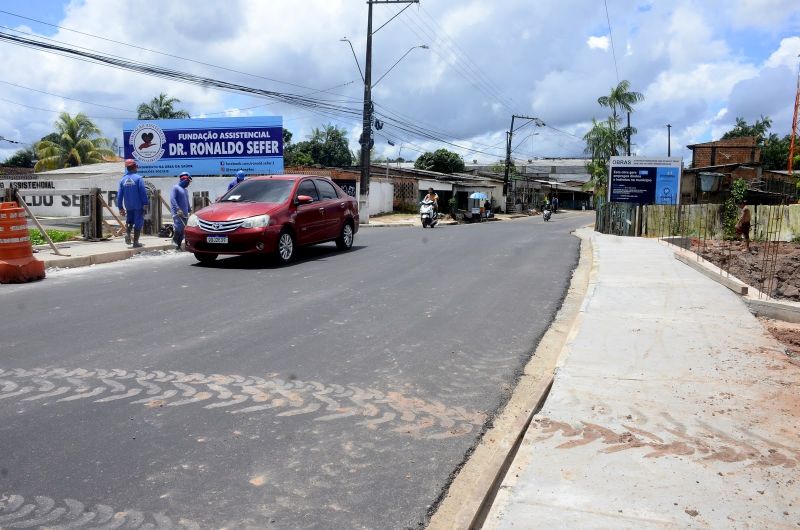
[34,112,115,172]
[582,117,627,200]
[137,93,190,119]
[597,80,644,155]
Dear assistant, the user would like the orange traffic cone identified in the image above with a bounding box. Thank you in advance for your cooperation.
[0,202,45,283]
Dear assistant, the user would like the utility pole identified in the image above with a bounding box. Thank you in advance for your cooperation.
[504,115,544,202]
[626,111,631,156]
[666,124,672,157]
[359,0,419,224]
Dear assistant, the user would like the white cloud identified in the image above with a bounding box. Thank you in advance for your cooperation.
[587,36,610,51]
[2,0,800,164]
[765,37,800,69]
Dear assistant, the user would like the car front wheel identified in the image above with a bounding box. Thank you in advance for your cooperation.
[277,229,295,264]
[336,221,354,250]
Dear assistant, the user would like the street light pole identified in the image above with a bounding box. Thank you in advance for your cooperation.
[666,124,672,157]
[504,114,544,206]
[357,0,419,224]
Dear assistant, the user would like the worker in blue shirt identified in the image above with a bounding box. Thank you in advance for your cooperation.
[170,172,192,250]
[227,170,246,191]
[117,159,149,248]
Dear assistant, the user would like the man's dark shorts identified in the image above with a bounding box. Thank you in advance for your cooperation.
[736,221,750,239]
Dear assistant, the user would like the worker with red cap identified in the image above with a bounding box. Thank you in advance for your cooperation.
[117,159,149,248]
[170,172,192,250]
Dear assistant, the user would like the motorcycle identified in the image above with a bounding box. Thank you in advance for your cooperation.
[543,205,552,222]
[420,199,438,228]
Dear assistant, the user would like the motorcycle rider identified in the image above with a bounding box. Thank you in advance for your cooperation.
[423,187,439,215]
[117,159,149,248]
[170,172,192,250]
[228,170,247,191]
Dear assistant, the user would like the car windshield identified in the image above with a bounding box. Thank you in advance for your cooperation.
[220,180,293,203]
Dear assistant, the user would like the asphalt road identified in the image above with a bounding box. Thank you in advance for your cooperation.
[0,211,592,529]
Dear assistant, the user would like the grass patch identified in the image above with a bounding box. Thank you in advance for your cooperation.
[29,228,78,245]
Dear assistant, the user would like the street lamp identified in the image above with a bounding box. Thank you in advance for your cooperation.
[372,45,429,87]
[340,37,365,83]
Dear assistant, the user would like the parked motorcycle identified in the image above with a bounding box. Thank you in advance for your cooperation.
[543,205,552,222]
[420,199,438,228]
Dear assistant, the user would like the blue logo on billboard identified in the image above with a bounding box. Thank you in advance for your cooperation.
[130,123,166,163]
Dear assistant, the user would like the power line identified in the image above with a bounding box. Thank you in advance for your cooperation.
[0,79,134,113]
[0,30,363,120]
[415,5,517,111]
[603,0,620,83]
[0,9,360,100]
[0,135,25,145]
[397,9,515,113]
[0,96,132,120]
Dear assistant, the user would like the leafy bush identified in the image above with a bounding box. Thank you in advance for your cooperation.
[29,229,77,246]
[723,179,748,239]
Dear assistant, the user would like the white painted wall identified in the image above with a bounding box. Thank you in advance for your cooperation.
[0,175,233,219]
[368,179,393,216]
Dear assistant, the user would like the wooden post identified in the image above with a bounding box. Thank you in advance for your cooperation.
[91,188,102,239]
[13,190,68,257]
[98,195,126,236]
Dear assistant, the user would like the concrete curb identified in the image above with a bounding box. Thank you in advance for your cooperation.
[671,244,800,323]
[427,228,595,530]
[744,297,800,323]
[674,251,748,295]
[41,244,175,269]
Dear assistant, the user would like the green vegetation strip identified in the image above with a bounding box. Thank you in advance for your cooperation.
[29,229,77,245]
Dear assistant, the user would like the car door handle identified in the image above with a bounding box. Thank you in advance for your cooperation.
[319,208,325,214]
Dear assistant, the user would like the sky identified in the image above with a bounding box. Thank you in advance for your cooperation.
[0,0,799,165]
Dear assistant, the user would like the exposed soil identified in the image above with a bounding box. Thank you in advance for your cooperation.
[759,317,800,361]
[690,239,800,301]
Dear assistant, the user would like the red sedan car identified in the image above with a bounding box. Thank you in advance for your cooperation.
[185,175,359,264]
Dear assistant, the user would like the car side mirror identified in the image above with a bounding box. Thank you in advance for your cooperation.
[296,195,314,205]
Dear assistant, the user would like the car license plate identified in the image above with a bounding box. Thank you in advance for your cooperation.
[206,236,228,244]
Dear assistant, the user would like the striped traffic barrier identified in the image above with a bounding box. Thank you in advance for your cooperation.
[0,201,45,283]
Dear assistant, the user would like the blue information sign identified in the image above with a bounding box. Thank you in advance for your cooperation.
[123,116,283,176]
[608,157,682,204]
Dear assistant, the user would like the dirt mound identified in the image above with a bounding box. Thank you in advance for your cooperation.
[691,240,800,301]
[759,318,800,361]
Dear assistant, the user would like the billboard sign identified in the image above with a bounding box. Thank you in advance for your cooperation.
[608,156,682,204]
[123,116,283,176]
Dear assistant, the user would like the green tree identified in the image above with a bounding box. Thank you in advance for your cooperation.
[582,117,627,199]
[414,148,465,173]
[287,124,353,167]
[721,116,772,142]
[597,80,645,155]
[489,160,517,177]
[3,147,35,167]
[136,93,190,120]
[34,112,114,172]
[721,116,799,171]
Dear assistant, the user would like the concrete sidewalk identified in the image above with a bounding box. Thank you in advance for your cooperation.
[33,236,175,269]
[484,230,800,528]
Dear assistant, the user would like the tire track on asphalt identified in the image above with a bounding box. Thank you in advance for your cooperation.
[0,494,199,529]
[0,367,486,439]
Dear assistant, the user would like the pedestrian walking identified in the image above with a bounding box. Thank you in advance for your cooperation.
[170,172,192,250]
[228,170,247,191]
[117,159,149,248]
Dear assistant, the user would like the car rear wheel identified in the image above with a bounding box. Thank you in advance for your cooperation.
[194,252,217,264]
[277,229,295,264]
[336,221,354,250]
